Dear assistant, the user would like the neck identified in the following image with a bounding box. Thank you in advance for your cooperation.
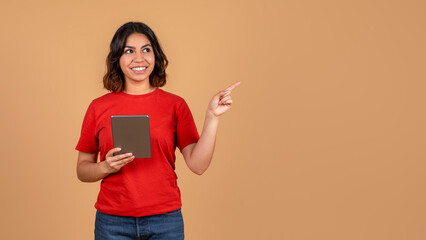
[123,81,155,95]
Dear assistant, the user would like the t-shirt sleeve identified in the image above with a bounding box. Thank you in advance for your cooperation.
[176,100,200,152]
[75,101,99,153]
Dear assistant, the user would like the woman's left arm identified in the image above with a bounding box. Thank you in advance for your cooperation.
[182,82,240,175]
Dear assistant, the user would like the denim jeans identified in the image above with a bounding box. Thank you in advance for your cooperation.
[95,209,184,240]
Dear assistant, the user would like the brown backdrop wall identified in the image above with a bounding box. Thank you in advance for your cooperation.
[1,0,425,239]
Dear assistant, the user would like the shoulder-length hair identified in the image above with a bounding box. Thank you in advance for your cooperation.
[103,22,168,92]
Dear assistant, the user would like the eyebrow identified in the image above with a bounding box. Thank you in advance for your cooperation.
[124,44,152,49]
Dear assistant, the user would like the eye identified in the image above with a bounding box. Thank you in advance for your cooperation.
[124,49,133,54]
[142,48,151,53]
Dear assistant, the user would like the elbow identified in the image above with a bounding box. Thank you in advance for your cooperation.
[192,168,207,175]
[76,165,86,182]
[190,163,209,175]
[77,176,87,182]
[77,174,97,183]
[76,165,93,182]
[184,154,212,175]
[76,171,88,182]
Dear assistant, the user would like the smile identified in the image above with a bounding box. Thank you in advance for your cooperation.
[131,67,147,71]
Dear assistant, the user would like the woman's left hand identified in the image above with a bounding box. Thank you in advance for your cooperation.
[208,81,240,117]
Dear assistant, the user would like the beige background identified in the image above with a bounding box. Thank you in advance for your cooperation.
[1,0,425,239]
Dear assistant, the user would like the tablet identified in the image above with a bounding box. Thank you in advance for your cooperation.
[111,115,151,158]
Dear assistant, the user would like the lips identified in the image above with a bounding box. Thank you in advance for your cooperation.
[131,66,147,71]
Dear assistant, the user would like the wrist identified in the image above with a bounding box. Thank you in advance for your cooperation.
[206,110,219,121]
[99,160,112,174]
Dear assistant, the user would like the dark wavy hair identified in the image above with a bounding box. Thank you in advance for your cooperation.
[103,22,168,92]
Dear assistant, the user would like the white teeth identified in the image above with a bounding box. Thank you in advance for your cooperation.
[132,67,146,71]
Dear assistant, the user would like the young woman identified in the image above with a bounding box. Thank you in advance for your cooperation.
[76,22,239,240]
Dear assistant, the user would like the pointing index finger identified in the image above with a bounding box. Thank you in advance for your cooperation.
[225,81,241,92]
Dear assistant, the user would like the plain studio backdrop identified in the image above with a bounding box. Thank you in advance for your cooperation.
[0,0,425,239]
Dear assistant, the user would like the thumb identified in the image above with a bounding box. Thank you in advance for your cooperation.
[107,147,122,157]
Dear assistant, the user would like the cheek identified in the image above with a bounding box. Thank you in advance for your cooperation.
[119,57,125,71]
[119,57,126,69]
[148,53,155,64]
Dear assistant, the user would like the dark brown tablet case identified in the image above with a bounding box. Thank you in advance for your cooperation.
[111,115,151,158]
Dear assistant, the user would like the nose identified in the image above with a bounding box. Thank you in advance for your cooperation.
[133,51,144,62]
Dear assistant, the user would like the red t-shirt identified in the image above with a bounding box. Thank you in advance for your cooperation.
[76,89,199,217]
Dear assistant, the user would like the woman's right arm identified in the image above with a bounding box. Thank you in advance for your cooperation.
[77,148,135,182]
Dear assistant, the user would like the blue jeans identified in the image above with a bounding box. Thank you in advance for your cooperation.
[95,209,184,240]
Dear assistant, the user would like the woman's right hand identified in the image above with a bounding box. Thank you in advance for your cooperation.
[102,148,135,174]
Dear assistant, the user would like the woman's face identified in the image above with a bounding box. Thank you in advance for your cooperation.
[119,33,155,85]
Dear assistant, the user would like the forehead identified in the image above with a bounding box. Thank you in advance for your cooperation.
[125,33,151,46]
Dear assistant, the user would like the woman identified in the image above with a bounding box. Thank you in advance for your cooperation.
[76,22,239,239]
